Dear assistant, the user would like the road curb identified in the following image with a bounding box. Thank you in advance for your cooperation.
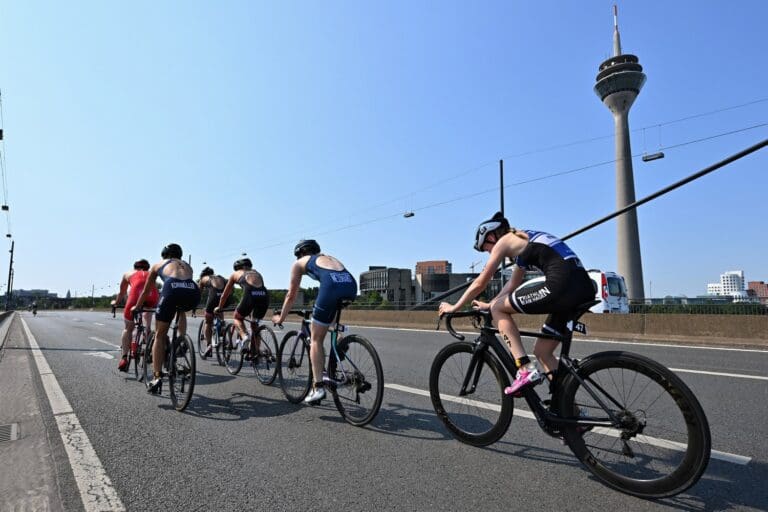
[0,311,15,352]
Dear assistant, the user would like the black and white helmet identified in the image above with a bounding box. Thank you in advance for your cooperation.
[473,212,509,251]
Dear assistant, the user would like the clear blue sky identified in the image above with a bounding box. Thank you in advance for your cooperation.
[1,1,766,299]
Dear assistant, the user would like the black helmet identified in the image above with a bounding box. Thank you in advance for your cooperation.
[200,266,214,277]
[133,259,150,271]
[161,243,183,259]
[294,239,320,258]
[474,212,510,252]
[233,258,252,271]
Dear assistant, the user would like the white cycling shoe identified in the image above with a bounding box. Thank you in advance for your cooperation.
[304,387,326,404]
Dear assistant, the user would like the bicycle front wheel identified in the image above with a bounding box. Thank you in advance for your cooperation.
[277,331,311,403]
[557,351,711,499]
[429,341,513,447]
[328,334,384,427]
[169,334,196,412]
[250,325,279,385]
[222,324,243,375]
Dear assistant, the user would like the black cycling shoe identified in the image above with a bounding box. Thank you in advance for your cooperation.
[147,377,162,395]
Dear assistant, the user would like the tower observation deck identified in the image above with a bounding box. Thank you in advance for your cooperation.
[593,6,646,301]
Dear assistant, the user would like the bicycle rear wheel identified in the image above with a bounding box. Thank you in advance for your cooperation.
[222,324,243,375]
[277,331,311,403]
[557,351,711,499]
[328,334,384,427]
[141,333,155,389]
[429,341,513,447]
[196,321,208,360]
[133,330,146,381]
[168,334,196,412]
[250,325,279,385]
[214,322,226,366]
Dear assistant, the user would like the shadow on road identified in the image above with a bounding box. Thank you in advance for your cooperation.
[177,391,298,421]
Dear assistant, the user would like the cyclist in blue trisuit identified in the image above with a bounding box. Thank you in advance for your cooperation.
[133,243,201,393]
[438,212,594,396]
[273,240,357,404]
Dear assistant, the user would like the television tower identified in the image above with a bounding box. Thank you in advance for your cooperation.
[594,5,646,300]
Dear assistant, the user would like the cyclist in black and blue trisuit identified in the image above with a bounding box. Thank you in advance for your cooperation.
[439,212,594,396]
[215,258,269,356]
[273,239,357,404]
[133,243,201,393]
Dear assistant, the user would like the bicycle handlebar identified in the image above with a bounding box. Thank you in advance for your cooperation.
[272,309,311,329]
[437,310,493,341]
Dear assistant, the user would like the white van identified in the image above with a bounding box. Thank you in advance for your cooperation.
[514,269,629,314]
[587,269,629,314]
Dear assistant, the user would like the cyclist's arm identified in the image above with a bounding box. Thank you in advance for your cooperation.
[274,261,303,324]
[217,275,236,310]
[112,274,130,306]
[490,265,524,304]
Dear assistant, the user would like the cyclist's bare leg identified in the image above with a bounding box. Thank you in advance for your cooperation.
[121,320,135,357]
[153,320,170,377]
[490,298,527,361]
[204,316,213,346]
[233,317,249,341]
[533,338,560,378]
[309,321,331,387]
[142,311,153,335]
[249,319,261,352]
[178,312,187,337]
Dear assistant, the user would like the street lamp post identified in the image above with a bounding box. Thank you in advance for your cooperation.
[5,240,13,311]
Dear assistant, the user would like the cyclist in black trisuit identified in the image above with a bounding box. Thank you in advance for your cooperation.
[215,258,269,356]
[197,266,229,357]
[438,212,594,396]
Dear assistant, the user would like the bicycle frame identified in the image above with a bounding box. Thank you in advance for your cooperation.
[448,310,620,433]
[285,309,354,385]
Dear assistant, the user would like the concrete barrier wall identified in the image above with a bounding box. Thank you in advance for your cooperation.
[336,310,768,346]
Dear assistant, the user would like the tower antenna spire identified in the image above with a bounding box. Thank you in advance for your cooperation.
[612,4,622,56]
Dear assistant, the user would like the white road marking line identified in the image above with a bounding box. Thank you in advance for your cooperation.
[670,368,768,381]
[384,383,751,465]
[93,323,105,326]
[350,324,768,353]
[84,352,115,360]
[89,336,121,349]
[21,317,126,511]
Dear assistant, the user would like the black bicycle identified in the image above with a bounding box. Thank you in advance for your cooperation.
[431,300,711,499]
[111,305,152,381]
[140,307,196,412]
[276,301,384,426]
[196,307,233,366]
[218,313,279,384]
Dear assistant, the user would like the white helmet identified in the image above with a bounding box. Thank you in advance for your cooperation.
[474,212,509,251]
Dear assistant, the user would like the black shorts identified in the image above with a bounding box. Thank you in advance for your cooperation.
[157,279,201,323]
[204,290,222,315]
[235,286,269,321]
[509,265,594,336]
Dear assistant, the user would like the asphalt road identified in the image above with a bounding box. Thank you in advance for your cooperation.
[12,310,768,511]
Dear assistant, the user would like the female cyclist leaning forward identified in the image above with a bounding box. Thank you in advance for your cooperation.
[438,212,594,395]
